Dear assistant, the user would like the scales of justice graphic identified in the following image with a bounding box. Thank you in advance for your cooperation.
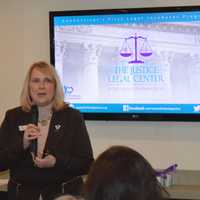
[120,33,153,64]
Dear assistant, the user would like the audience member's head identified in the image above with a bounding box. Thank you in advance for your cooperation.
[54,194,80,200]
[84,145,167,200]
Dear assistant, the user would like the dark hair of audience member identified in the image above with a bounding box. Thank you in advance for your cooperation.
[84,145,168,200]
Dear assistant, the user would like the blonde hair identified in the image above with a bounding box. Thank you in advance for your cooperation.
[20,61,66,112]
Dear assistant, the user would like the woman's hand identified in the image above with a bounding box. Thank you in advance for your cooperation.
[33,154,56,168]
[23,124,41,149]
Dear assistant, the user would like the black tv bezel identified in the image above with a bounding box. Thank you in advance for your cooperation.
[49,5,200,122]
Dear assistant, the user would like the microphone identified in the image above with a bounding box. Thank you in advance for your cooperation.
[29,105,38,157]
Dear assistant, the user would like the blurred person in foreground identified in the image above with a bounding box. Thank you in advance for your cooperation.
[84,145,168,200]
[0,61,94,200]
[54,194,81,200]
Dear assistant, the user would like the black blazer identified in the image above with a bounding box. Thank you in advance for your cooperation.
[0,106,94,184]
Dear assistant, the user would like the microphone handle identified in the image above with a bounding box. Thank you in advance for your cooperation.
[30,139,37,157]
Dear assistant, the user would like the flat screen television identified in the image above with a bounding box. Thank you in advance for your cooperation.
[49,6,200,121]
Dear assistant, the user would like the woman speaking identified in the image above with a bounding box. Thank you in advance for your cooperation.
[0,61,94,200]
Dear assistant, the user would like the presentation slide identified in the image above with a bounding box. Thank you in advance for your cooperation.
[53,11,200,113]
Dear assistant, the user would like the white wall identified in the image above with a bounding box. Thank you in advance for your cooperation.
[1,0,200,170]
